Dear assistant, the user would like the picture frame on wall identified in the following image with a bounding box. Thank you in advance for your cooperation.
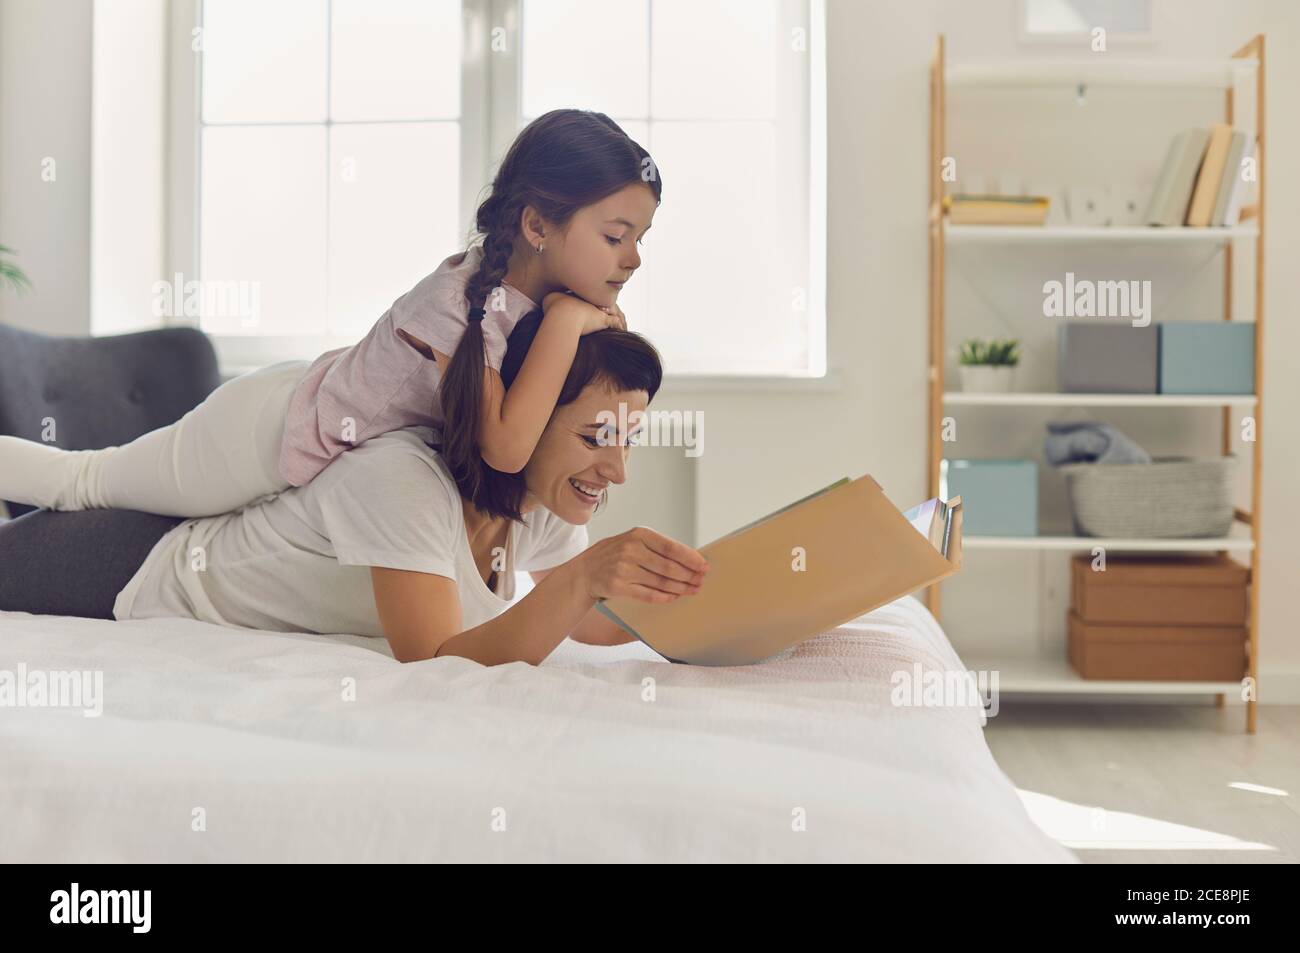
[1017,0,1156,46]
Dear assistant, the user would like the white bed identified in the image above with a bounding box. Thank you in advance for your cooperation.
[0,594,1075,862]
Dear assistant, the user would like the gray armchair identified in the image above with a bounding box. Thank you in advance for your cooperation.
[0,323,222,518]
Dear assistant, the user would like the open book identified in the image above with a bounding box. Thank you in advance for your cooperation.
[593,475,963,665]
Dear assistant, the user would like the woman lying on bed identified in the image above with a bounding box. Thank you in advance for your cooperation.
[0,313,710,665]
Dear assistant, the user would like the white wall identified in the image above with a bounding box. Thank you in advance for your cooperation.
[1,0,169,337]
[91,0,168,336]
[0,0,93,335]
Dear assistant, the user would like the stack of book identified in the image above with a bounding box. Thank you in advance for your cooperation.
[1146,123,1256,227]
[943,193,1049,226]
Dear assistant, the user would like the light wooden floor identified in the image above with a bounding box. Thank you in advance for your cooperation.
[982,703,1300,863]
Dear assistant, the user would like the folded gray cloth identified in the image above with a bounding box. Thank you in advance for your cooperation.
[1044,421,1151,466]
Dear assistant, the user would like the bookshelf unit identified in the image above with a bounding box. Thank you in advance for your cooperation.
[925,35,1267,733]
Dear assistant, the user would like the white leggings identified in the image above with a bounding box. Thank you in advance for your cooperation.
[0,360,311,518]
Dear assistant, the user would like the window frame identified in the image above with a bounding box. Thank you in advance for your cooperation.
[167,0,828,384]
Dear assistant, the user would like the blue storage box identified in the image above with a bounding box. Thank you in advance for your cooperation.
[940,458,1038,537]
[1158,323,1255,395]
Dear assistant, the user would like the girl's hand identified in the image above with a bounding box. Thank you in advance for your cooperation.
[578,527,710,604]
[598,299,627,331]
[543,290,623,336]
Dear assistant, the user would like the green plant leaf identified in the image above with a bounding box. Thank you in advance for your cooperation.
[0,244,32,294]
[959,336,1020,366]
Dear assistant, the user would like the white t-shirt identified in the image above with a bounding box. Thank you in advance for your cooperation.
[113,427,589,638]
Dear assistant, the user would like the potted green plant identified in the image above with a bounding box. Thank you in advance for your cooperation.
[958,337,1020,393]
[0,244,32,295]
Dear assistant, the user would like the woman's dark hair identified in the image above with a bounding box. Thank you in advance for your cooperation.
[437,108,663,506]
[433,312,664,522]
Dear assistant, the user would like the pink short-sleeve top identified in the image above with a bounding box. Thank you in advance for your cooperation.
[278,243,539,487]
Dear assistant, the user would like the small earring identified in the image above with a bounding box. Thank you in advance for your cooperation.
[536,243,544,254]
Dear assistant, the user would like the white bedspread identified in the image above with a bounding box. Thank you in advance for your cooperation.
[0,595,1074,862]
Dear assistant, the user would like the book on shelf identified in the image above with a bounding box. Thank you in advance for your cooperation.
[1146,124,1256,228]
[1219,134,1256,227]
[944,193,1049,226]
[1146,127,1210,227]
[593,476,964,666]
[1186,123,1234,226]
[1211,130,1249,226]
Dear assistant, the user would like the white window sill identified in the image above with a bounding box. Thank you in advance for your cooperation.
[658,369,843,392]
[220,363,843,392]
[211,331,841,392]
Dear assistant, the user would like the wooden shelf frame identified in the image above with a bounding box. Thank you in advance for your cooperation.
[924,35,1267,732]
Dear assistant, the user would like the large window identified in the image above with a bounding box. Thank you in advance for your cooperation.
[188,0,825,376]
[196,0,465,356]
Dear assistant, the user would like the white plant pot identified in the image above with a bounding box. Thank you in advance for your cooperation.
[959,364,1016,393]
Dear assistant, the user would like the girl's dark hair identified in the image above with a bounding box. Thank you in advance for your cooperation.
[437,108,663,505]
[433,312,664,522]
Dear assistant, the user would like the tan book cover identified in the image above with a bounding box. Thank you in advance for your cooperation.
[594,475,964,665]
[945,194,1049,226]
[1185,123,1233,226]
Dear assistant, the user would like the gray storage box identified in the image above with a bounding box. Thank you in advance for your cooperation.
[1058,322,1158,393]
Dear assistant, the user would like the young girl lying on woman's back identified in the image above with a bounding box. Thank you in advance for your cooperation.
[0,108,659,522]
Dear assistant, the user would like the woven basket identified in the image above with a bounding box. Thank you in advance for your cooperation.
[1059,455,1237,538]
